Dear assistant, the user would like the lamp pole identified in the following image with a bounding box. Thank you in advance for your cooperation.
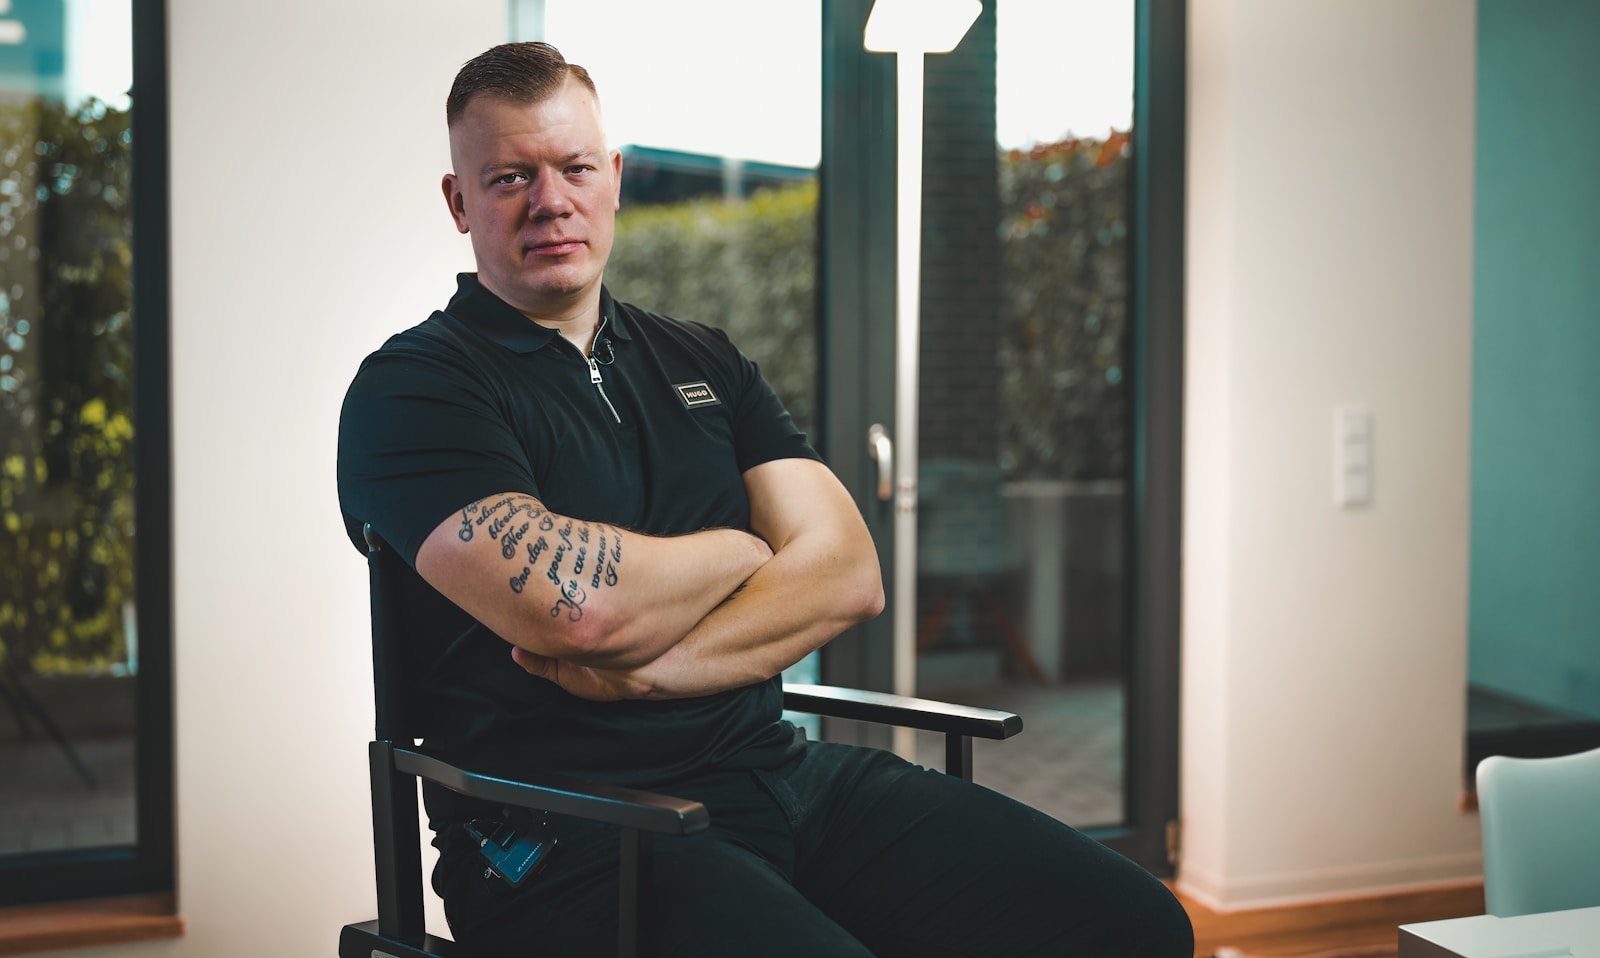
[863,0,980,754]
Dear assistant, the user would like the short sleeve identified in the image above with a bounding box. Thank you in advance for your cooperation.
[721,337,823,475]
[336,336,539,567]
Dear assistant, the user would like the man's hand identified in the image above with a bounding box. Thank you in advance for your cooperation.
[509,646,655,701]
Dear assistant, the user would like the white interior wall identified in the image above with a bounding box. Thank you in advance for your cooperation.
[1181,0,1482,909]
[48,1,500,954]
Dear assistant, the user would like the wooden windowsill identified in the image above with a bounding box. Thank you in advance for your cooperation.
[0,893,183,956]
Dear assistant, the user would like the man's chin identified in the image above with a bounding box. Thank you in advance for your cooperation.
[485,273,593,316]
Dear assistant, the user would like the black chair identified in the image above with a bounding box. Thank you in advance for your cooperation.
[340,525,1024,958]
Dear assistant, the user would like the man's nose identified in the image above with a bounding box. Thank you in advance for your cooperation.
[527,174,574,219]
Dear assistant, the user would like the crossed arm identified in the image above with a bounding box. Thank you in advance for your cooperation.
[413,458,884,699]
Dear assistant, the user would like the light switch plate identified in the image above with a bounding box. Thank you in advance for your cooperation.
[1335,405,1373,507]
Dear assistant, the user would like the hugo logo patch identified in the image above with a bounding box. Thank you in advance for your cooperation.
[674,381,720,408]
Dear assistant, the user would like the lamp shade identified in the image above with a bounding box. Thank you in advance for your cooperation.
[863,0,980,54]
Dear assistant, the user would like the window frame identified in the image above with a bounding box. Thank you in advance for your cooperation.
[0,0,174,908]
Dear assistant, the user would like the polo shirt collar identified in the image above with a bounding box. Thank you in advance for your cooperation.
[444,273,631,355]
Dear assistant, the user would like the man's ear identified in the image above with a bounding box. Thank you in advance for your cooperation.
[610,149,623,212]
[442,173,470,234]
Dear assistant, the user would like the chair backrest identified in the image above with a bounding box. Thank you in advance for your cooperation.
[365,523,490,745]
[363,523,413,742]
[359,524,433,945]
[1476,746,1600,917]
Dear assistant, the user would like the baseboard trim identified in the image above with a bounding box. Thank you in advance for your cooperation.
[1179,854,1483,912]
[1174,880,1485,958]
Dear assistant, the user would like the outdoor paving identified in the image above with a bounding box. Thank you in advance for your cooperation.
[0,736,138,856]
[914,678,1125,828]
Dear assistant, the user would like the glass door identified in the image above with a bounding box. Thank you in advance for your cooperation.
[907,0,1136,831]
[819,0,1184,873]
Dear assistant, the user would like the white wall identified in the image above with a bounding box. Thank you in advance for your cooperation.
[1181,0,1482,909]
[49,1,500,954]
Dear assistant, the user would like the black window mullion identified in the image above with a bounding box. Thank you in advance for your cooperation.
[130,0,176,900]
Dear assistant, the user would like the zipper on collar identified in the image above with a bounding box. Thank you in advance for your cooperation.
[585,352,621,424]
[585,317,621,424]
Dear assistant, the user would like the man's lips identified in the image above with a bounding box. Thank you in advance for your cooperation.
[526,240,584,256]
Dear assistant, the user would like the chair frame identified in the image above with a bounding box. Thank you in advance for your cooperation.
[340,527,1023,958]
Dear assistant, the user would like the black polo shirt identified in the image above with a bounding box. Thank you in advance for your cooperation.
[337,273,818,820]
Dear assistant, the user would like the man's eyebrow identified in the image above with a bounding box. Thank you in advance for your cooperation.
[478,160,526,178]
[478,151,599,178]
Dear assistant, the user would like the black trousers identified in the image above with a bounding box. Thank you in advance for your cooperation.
[434,741,1193,957]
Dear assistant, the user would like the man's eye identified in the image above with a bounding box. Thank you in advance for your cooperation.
[492,172,526,186]
[565,166,592,176]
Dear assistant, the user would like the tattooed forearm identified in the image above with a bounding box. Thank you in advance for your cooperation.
[479,501,627,628]
[501,521,529,559]
[460,495,545,542]
[457,500,480,541]
[590,531,607,588]
[546,540,568,586]
[551,578,586,622]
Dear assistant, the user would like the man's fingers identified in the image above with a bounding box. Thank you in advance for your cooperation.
[511,645,555,679]
[510,646,646,701]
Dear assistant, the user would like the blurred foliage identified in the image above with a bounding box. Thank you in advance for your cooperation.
[606,133,1129,482]
[0,96,135,677]
[606,180,819,444]
[998,132,1131,481]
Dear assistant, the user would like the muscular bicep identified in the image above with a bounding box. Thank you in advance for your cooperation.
[741,458,883,614]
[744,459,873,554]
[415,493,631,660]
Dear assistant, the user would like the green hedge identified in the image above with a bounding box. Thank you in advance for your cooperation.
[607,133,1130,482]
[998,134,1130,481]
[605,181,819,441]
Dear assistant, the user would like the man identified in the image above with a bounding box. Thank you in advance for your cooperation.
[338,41,1192,957]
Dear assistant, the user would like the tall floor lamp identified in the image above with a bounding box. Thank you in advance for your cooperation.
[863,0,981,754]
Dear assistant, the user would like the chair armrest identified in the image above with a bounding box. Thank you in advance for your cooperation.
[782,684,1023,740]
[392,745,709,836]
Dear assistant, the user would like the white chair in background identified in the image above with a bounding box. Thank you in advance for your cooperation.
[1476,745,1600,917]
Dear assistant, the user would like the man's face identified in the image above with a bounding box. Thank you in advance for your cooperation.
[442,80,622,320]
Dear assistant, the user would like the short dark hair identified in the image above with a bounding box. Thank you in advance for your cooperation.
[446,42,598,127]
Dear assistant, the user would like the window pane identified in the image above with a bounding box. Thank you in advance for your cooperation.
[0,0,137,862]
[911,0,1135,830]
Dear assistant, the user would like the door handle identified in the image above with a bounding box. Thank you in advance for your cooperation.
[867,423,893,502]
